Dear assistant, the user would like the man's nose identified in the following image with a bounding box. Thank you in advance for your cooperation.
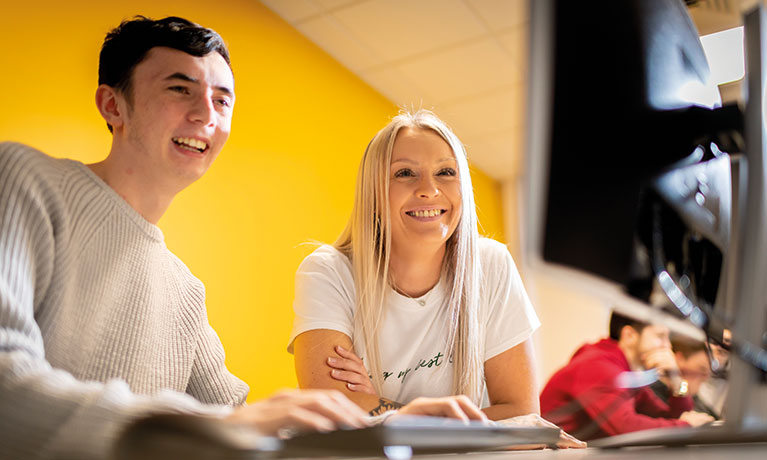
[190,94,216,127]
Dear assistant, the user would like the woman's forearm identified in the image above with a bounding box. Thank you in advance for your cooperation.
[482,402,540,421]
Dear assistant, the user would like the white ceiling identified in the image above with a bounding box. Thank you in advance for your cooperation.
[260,0,749,182]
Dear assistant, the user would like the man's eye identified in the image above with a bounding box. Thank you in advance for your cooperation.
[394,168,415,178]
[438,168,457,176]
[169,86,190,94]
[214,98,231,108]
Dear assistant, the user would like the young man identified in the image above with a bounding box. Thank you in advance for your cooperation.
[0,16,482,459]
[539,312,714,440]
[649,336,720,419]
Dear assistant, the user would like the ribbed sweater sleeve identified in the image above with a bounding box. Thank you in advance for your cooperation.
[0,142,245,459]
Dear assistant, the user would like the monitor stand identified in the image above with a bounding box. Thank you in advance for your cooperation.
[594,5,767,448]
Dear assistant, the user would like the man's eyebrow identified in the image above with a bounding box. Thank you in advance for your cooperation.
[164,72,234,96]
[165,72,197,83]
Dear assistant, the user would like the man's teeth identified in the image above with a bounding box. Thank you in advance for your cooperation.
[173,137,208,152]
[408,209,444,218]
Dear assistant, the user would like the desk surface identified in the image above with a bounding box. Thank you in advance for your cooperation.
[384,444,767,460]
[116,414,767,459]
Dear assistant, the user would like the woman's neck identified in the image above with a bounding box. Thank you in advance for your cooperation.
[389,243,446,297]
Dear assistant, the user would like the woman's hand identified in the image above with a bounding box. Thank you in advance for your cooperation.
[497,413,587,449]
[327,345,377,395]
[396,395,488,422]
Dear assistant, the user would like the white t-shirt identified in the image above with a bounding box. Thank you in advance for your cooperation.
[288,238,540,405]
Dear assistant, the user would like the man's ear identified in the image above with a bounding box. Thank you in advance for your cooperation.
[95,84,126,131]
[619,325,639,346]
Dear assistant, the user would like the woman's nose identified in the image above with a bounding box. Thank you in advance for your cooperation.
[415,175,439,198]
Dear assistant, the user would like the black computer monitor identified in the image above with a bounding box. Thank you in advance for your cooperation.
[524,0,766,433]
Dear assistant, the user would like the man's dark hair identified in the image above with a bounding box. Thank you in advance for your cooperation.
[609,311,648,341]
[671,334,707,358]
[98,16,230,131]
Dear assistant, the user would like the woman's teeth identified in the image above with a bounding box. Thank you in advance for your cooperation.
[407,209,444,218]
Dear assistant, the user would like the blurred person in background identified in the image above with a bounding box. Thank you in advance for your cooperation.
[540,311,714,440]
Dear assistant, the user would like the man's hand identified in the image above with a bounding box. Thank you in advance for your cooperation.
[679,410,715,427]
[642,347,679,375]
[394,396,488,422]
[225,389,368,437]
[327,346,377,395]
[642,347,681,388]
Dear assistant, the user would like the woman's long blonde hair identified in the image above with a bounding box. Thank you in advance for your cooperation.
[334,109,484,404]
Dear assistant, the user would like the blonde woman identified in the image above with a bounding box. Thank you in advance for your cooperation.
[289,110,583,444]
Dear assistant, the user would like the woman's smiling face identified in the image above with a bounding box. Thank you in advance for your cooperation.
[388,127,462,251]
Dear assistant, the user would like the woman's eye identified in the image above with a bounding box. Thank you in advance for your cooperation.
[394,168,415,178]
[438,168,457,176]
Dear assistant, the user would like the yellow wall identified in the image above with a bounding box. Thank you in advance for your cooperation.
[0,0,505,401]
[471,166,506,244]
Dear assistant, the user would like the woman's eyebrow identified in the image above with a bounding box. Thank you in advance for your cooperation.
[391,158,455,165]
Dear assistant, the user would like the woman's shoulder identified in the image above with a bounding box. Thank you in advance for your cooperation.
[477,237,512,264]
[298,244,353,273]
[476,237,524,291]
[295,244,356,299]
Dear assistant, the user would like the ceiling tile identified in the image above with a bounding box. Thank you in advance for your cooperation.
[496,26,528,75]
[261,0,322,24]
[394,38,523,104]
[331,0,488,63]
[312,0,361,10]
[260,0,531,181]
[295,15,382,73]
[438,86,523,139]
[464,0,528,33]
[462,129,524,180]
[359,66,439,108]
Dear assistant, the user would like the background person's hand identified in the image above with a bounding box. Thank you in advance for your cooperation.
[327,345,377,395]
[642,347,680,385]
[679,410,715,427]
[392,395,488,422]
[225,389,368,437]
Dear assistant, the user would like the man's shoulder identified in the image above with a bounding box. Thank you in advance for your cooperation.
[165,249,204,287]
[565,339,628,373]
[1,141,51,167]
[0,142,74,183]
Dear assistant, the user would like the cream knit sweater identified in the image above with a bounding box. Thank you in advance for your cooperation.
[0,142,249,459]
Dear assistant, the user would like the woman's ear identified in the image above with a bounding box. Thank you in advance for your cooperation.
[95,84,126,131]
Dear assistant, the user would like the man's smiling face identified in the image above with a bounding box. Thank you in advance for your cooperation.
[117,46,234,188]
